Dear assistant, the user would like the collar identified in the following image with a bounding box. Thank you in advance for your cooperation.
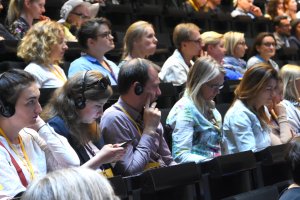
[116,98,141,121]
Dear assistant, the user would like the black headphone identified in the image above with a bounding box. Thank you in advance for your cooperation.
[134,82,143,95]
[74,71,111,109]
[0,73,15,118]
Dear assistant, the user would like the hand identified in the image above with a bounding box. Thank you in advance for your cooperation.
[95,144,125,164]
[143,94,161,135]
[274,102,287,116]
[27,116,47,132]
[250,6,262,17]
[39,15,50,21]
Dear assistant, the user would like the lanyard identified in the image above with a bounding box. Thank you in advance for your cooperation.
[115,104,142,135]
[0,128,35,180]
[188,0,200,11]
[48,64,67,83]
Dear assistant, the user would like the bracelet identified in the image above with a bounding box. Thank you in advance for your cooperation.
[37,123,48,132]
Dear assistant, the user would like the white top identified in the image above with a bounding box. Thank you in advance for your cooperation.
[0,124,80,199]
[223,99,271,154]
[159,49,190,86]
[24,62,67,88]
[281,99,300,135]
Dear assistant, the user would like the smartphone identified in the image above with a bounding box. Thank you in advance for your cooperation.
[119,138,135,147]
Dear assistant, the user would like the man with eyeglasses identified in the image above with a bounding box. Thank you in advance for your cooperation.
[273,15,291,50]
[58,0,99,42]
[159,23,202,86]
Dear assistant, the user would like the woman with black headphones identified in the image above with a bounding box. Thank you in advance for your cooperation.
[41,70,125,175]
[0,69,79,199]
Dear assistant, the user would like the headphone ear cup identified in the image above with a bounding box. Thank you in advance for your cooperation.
[134,83,143,96]
[74,96,86,110]
[0,99,15,118]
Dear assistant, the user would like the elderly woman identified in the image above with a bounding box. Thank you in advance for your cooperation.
[167,56,226,163]
[17,20,68,88]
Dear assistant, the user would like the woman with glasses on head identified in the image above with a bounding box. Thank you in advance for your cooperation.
[223,31,248,80]
[7,0,46,40]
[17,20,68,88]
[41,70,125,173]
[118,20,158,68]
[166,56,226,163]
[68,17,119,85]
[246,32,279,71]
[223,63,279,154]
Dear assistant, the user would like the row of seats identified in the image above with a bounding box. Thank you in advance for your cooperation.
[107,144,292,200]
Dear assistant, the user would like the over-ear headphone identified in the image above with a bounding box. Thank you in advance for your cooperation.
[0,73,15,118]
[134,82,143,96]
[74,71,89,110]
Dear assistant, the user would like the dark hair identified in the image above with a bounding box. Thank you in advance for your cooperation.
[266,0,282,20]
[273,15,289,27]
[77,17,111,50]
[291,19,300,36]
[285,137,300,185]
[0,69,36,108]
[248,32,276,57]
[118,58,160,95]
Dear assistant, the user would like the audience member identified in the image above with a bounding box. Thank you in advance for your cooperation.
[0,1,15,40]
[223,31,247,80]
[231,0,263,19]
[283,0,298,20]
[41,70,125,173]
[21,167,120,200]
[247,32,279,71]
[201,31,226,64]
[203,0,222,13]
[119,21,158,67]
[68,18,119,85]
[58,0,96,42]
[159,23,202,86]
[6,0,46,40]
[289,19,300,49]
[279,137,300,200]
[182,0,207,13]
[268,78,294,145]
[273,15,291,50]
[0,69,79,199]
[280,64,300,134]
[167,56,226,163]
[223,63,279,153]
[100,58,176,176]
[265,0,285,20]
[17,21,68,88]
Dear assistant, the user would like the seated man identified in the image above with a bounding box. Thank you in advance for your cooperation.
[159,23,202,86]
[100,58,176,176]
[231,0,262,19]
[273,15,291,50]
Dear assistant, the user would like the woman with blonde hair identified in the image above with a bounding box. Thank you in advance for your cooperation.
[21,167,119,200]
[18,20,68,88]
[280,64,300,134]
[119,21,158,67]
[223,31,248,80]
[223,63,279,154]
[201,31,226,64]
[166,56,226,163]
[7,0,46,39]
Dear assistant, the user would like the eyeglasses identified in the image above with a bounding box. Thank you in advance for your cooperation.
[85,76,111,91]
[96,31,112,39]
[262,42,276,47]
[188,38,202,44]
[70,12,90,20]
[206,83,224,90]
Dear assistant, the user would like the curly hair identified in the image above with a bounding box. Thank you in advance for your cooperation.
[17,20,65,67]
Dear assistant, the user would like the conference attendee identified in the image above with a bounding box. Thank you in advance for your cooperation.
[231,0,263,19]
[17,20,68,88]
[223,63,279,153]
[119,21,158,67]
[289,19,300,49]
[68,18,119,85]
[101,58,176,176]
[283,0,298,20]
[201,31,226,64]
[265,0,285,20]
[7,0,46,39]
[223,31,248,80]
[0,1,16,40]
[42,70,125,174]
[247,32,279,71]
[279,137,300,200]
[21,167,120,200]
[0,69,79,199]
[159,23,202,86]
[273,15,291,50]
[167,56,226,163]
[280,64,300,135]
